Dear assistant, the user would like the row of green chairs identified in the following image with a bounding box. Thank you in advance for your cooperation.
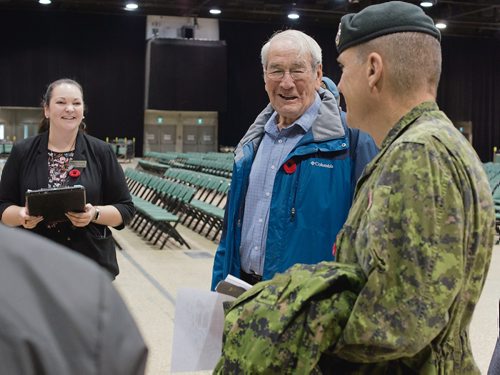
[164,168,229,197]
[125,168,194,249]
[143,151,182,165]
[484,163,500,188]
[181,158,233,178]
[484,162,500,244]
[164,168,230,240]
[144,151,234,178]
[0,142,13,155]
[203,152,234,161]
[144,151,231,163]
[137,159,170,175]
[163,168,230,240]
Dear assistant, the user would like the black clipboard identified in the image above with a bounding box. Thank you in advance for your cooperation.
[25,185,86,222]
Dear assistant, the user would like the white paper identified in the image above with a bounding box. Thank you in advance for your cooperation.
[224,274,252,290]
[171,288,234,372]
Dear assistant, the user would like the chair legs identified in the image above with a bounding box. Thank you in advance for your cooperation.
[128,215,190,250]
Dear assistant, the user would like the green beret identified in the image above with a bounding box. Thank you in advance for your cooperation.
[336,1,441,54]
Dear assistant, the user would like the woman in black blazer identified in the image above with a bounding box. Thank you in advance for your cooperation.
[0,78,134,277]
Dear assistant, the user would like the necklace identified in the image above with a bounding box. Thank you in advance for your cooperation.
[48,137,77,153]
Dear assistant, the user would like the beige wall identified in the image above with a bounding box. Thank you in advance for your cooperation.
[0,107,41,141]
[144,110,218,153]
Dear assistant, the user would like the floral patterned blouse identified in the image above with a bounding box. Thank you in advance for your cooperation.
[48,150,74,188]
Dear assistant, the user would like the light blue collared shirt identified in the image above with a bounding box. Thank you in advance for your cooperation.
[239,93,321,275]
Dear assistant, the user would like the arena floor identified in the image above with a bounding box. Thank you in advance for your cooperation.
[112,223,500,375]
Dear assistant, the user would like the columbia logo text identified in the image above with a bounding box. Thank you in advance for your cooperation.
[310,161,334,169]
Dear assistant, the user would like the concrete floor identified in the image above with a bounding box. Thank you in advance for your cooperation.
[112,223,500,375]
[113,224,216,375]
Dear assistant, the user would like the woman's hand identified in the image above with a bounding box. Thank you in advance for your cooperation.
[20,206,44,229]
[66,203,96,227]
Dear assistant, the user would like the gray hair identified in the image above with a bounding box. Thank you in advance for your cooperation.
[261,29,322,70]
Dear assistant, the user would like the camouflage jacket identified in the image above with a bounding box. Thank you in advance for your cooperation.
[330,102,495,374]
[214,262,366,374]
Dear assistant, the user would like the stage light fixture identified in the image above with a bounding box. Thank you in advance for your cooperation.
[420,0,437,7]
[125,2,139,11]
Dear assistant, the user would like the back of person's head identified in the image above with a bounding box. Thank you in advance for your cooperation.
[260,29,322,70]
[356,32,441,98]
[0,225,147,375]
[336,1,442,98]
[39,78,86,133]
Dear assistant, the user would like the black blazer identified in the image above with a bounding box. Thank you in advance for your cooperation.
[0,131,135,276]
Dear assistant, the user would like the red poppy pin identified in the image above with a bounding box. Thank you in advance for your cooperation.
[283,159,297,174]
[69,169,81,179]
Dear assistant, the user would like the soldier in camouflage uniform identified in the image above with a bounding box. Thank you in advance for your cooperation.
[328,1,496,373]
[215,1,495,374]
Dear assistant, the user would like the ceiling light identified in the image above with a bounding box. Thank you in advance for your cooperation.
[125,2,139,11]
[209,8,222,15]
[39,0,52,4]
[435,22,447,29]
[288,11,300,20]
[420,0,436,7]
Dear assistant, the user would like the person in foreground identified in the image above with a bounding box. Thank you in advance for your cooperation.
[0,78,134,278]
[215,2,495,373]
[211,29,378,290]
[0,224,147,374]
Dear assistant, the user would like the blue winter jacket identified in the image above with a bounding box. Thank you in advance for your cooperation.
[211,89,378,290]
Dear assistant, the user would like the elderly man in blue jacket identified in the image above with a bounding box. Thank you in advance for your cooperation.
[211,30,378,290]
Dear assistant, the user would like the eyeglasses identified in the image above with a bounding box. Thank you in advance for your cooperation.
[265,68,311,82]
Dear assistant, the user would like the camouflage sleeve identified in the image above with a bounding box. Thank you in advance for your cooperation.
[334,140,466,362]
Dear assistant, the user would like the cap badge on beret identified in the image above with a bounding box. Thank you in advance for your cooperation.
[335,24,341,48]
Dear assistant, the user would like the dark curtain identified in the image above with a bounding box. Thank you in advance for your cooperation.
[220,20,499,162]
[0,11,497,160]
[437,36,500,162]
[0,10,146,155]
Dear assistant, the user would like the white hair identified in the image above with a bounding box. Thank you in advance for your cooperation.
[261,29,322,69]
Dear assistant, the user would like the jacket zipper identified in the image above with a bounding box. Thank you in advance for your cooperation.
[290,162,301,222]
[237,147,253,228]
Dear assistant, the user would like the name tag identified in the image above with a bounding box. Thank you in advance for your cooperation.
[70,160,87,169]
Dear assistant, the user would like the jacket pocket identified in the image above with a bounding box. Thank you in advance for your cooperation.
[71,224,118,277]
